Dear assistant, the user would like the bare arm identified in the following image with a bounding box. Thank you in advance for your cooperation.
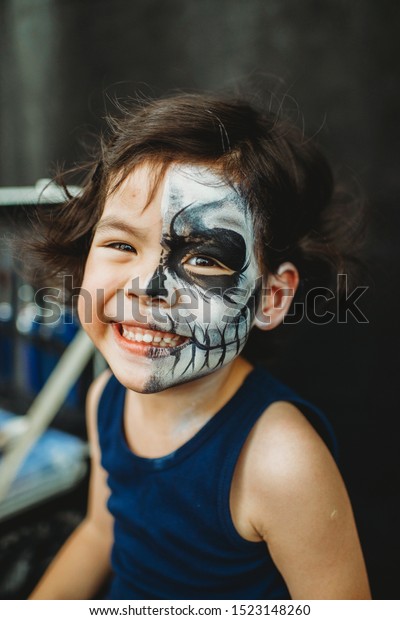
[238,402,371,599]
[30,370,114,600]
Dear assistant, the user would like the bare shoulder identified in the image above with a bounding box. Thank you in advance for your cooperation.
[248,400,337,495]
[86,368,112,415]
[86,368,112,444]
[240,400,346,535]
[235,401,371,598]
[84,368,114,536]
[233,400,338,525]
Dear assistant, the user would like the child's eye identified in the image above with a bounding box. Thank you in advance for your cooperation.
[106,242,137,253]
[186,256,218,267]
[183,255,233,274]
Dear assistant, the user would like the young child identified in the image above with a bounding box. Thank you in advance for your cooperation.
[29,94,370,600]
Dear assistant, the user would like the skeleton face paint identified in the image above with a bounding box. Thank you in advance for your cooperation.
[80,163,262,394]
[136,164,261,392]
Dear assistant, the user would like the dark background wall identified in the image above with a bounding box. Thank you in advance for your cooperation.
[1,0,399,599]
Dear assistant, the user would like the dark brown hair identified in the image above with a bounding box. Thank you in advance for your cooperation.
[24,92,364,294]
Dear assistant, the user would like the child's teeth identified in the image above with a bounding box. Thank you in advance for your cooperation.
[121,326,185,347]
[123,328,134,340]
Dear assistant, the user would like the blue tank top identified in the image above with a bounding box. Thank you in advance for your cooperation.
[98,366,338,600]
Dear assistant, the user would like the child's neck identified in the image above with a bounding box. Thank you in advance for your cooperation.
[123,356,253,459]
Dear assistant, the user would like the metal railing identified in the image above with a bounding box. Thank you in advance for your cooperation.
[0,180,95,510]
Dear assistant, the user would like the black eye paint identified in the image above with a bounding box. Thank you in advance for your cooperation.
[167,230,247,270]
[144,210,250,304]
[161,201,249,292]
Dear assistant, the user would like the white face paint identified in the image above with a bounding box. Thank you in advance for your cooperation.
[140,164,261,392]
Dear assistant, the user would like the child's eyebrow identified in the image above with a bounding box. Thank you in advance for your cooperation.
[94,216,147,240]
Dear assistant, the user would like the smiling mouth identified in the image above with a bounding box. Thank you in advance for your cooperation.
[116,323,190,349]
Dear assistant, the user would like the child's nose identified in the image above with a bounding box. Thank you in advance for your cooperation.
[145,265,169,299]
[126,262,173,308]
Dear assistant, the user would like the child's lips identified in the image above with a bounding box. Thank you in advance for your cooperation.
[114,322,189,349]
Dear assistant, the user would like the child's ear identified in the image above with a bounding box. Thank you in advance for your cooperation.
[253,262,299,331]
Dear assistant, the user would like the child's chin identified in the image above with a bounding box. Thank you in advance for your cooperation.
[107,365,169,394]
[111,364,214,395]
[117,374,190,394]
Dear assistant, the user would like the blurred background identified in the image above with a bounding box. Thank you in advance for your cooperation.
[0,0,399,600]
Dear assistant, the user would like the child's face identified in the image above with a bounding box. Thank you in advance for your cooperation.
[79,163,261,392]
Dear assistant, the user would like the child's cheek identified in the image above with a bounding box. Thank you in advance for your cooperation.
[77,270,95,330]
[77,253,108,329]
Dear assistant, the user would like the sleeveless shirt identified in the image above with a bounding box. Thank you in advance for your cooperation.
[98,366,338,600]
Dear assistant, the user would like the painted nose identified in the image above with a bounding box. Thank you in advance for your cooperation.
[126,265,171,310]
[145,265,169,299]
